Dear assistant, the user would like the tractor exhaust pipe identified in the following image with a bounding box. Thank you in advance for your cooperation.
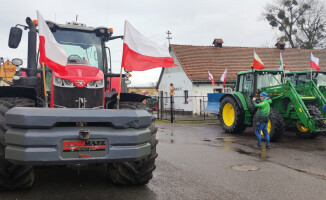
[26,17,37,77]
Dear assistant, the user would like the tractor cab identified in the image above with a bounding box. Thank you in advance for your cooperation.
[7,18,131,108]
[286,70,326,99]
[286,70,326,87]
[236,69,283,110]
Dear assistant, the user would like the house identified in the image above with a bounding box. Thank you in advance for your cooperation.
[157,39,326,115]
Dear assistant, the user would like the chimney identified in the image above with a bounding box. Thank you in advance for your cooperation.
[213,39,223,48]
[275,41,285,50]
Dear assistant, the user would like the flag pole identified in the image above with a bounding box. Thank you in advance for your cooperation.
[117,67,123,109]
[311,67,313,81]
[41,62,48,107]
[283,65,286,84]
[117,20,127,110]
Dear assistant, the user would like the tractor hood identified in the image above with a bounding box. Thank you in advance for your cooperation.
[53,64,104,88]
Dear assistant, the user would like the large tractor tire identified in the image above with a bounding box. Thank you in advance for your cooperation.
[295,105,324,138]
[219,96,246,134]
[0,97,35,191]
[253,108,284,142]
[107,102,158,185]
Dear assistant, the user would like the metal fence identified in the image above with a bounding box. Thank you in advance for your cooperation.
[147,95,218,122]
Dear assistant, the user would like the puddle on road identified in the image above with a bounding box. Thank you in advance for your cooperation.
[223,145,268,160]
[215,137,237,144]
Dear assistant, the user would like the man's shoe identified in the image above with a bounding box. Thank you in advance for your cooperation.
[266,144,271,149]
[254,144,262,149]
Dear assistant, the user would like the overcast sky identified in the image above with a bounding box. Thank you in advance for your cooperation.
[0,0,277,86]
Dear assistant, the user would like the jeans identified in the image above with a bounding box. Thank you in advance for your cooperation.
[255,122,270,145]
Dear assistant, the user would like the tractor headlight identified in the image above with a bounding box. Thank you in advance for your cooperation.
[53,77,75,88]
[86,79,104,88]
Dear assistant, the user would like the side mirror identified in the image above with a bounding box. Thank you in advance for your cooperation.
[125,79,131,85]
[11,58,23,66]
[245,74,251,81]
[293,73,298,81]
[312,73,318,79]
[8,27,23,49]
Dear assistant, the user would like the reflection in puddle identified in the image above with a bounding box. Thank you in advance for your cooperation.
[215,137,236,144]
[223,145,267,160]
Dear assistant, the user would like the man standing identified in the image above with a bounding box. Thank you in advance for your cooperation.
[252,91,271,149]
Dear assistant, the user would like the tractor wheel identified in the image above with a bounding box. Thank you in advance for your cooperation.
[295,105,324,138]
[107,102,158,185]
[0,97,35,191]
[253,108,284,142]
[219,96,246,134]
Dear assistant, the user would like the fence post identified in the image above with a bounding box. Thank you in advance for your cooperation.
[157,96,160,120]
[200,98,202,117]
[160,96,163,120]
[170,96,174,123]
[203,96,205,120]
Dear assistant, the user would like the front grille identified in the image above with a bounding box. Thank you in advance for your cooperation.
[53,86,103,108]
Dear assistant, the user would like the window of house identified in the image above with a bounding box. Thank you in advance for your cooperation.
[213,88,222,93]
[184,90,188,103]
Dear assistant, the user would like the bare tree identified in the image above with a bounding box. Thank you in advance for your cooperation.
[296,0,326,49]
[263,0,311,48]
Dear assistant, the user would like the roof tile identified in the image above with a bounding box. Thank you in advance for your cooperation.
[171,44,326,81]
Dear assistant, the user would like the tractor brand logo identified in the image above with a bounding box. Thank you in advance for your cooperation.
[63,140,106,152]
[76,80,85,87]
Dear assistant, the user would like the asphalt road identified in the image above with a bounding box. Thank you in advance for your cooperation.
[2,123,326,200]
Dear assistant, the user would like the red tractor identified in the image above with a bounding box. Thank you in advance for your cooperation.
[0,17,157,190]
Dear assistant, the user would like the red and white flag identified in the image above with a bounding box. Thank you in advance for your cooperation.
[253,51,265,69]
[311,52,320,71]
[121,21,177,71]
[37,11,67,75]
[220,68,227,88]
[208,71,215,86]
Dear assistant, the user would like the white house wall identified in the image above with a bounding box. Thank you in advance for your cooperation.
[192,84,219,114]
[158,51,193,112]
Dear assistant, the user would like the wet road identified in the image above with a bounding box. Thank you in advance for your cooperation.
[2,123,326,200]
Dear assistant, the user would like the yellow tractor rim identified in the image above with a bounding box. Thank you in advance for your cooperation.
[296,124,309,132]
[222,103,235,126]
[260,120,271,135]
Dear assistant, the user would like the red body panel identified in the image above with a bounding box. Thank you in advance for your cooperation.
[53,64,104,88]
[107,77,121,92]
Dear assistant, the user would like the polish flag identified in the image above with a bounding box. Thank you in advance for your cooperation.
[208,71,215,86]
[220,68,227,88]
[253,51,265,69]
[121,21,177,71]
[311,52,320,71]
[279,52,284,70]
[37,11,67,75]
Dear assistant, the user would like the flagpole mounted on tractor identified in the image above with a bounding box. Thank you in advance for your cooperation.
[311,52,320,81]
[280,52,286,83]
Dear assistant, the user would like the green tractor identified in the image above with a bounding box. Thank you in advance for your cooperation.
[206,69,326,140]
[286,70,326,99]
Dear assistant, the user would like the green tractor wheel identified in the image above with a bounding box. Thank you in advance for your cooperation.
[219,96,246,134]
[295,105,324,138]
[253,108,284,142]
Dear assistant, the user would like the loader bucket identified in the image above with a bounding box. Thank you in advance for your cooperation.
[205,93,225,113]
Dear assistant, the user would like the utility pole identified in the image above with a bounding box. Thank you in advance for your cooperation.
[166,30,172,46]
